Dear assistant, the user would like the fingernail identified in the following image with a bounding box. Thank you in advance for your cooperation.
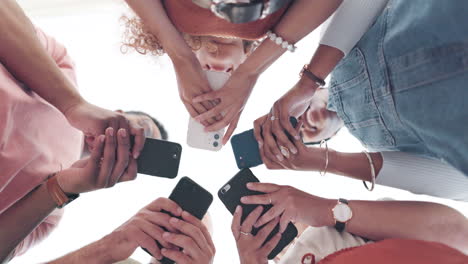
[163,232,170,238]
[247,182,253,188]
[133,152,139,159]
[108,127,114,136]
[100,135,105,142]
[291,147,298,154]
[280,148,289,158]
[295,135,300,140]
[240,197,247,203]
[258,141,263,148]
[170,217,179,224]
[177,208,183,215]
[120,129,127,137]
[235,205,241,213]
[276,154,284,161]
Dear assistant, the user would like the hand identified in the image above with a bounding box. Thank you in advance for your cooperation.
[174,55,219,126]
[256,78,318,161]
[160,211,215,264]
[231,206,282,264]
[99,198,183,262]
[57,127,136,194]
[298,89,343,143]
[192,68,259,144]
[241,183,333,232]
[64,100,145,159]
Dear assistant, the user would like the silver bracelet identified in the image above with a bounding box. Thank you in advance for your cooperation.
[319,140,329,176]
[362,151,376,191]
[266,30,297,52]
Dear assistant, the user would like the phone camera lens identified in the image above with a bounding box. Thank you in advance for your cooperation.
[214,134,220,140]
[213,142,219,147]
[173,154,178,159]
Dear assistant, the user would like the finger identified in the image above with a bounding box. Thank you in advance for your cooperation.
[142,210,178,233]
[255,204,283,228]
[162,232,201,258]
[253,115,266,148]
[222,113,240,145]
[231,205,242,240]
[240,206,263,234]
[241,193,274,205]
[138,219,174,249]
[129,123,145,159]
[255,217,280,247]
[246,182,281,193]
[260,233,282,256]
[108,128,131,187]
[280,114,300,142]
[199,100,219,125]
[262,121,283,163]
[146,198,183,217]
[98,127,117,187]
[134,229,162,260]
[169,217,208,252]
[161,248,192,264]
[88,134,105,169]
[119,158,137,182]
[204,109,237,132]
[259,140,284,170]
[272,120,297,158]
[192,90,220,103]
[194,104,224,123]
[191,103,213,126]
[180,211,215,251]
[279,211,295,233]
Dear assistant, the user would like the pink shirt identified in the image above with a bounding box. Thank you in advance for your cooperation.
[0,28,83,256]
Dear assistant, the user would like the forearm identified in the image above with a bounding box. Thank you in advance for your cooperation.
[328,151,383,182]
[124,0,193,63]
[0,0,83,113]
[320,200,468,253]
[0,183,56,262]
[240,0,343,76]
[47,237,113,264]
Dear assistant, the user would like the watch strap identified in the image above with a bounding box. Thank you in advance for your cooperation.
[300,64,326,87]
[46,174,79,208]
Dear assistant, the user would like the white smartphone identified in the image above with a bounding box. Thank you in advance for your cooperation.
[187,70,230,151]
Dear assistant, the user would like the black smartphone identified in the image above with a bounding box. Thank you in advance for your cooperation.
[146,177,213,264]
[231,117,298,169]
[137,138,182,178]
[218,169,298,260]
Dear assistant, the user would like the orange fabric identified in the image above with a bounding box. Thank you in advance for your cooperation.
[318,239,468,264]
[163,0,289,40]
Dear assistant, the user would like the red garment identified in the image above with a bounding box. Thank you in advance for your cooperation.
[163,0,289,40]
[318,239,468,264]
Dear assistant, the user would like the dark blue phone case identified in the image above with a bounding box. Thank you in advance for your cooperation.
[231,117,298,169]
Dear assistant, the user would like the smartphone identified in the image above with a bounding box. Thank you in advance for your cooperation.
[137,138,182,178]
[187,70,229,151]
[218,169,298,260]
[144,177,213,264]
[231,117,298,169]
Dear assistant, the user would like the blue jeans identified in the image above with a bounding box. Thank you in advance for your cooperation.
[328,0,468,175]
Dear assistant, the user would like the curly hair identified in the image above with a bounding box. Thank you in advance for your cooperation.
[120,15,256,56]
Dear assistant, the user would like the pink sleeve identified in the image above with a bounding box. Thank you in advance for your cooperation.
[35,28,78,86]
[11,209,64,257]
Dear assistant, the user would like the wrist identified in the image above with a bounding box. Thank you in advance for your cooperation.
[55,169,79,195]
[316,198,336,227]
[296,76,319,99]
[57,94,85,116]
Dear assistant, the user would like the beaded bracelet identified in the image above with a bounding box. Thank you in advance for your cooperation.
[266,30,297,52]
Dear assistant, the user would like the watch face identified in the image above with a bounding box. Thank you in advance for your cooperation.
[333,203,352,222]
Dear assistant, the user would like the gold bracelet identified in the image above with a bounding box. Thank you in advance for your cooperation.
[362,151,376,191]
[319,140,329,176]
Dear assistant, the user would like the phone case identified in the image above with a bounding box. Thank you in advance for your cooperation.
[137,138,182,178]
[187,71,229,151]
[218,169,298,260]
[146,177,213,264]
[231,117,298,169]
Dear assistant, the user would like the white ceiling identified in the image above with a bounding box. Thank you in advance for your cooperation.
[18,0,123,17]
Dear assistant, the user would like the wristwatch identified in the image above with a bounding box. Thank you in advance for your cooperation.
[332,198,353,232]
[46,173,79,208]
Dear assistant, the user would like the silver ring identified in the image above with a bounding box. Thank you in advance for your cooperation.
[268,194,272,204]
[270,115,278,121]
[240,231,251,236]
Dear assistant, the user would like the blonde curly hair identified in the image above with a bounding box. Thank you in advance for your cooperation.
[120,15,256,56]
